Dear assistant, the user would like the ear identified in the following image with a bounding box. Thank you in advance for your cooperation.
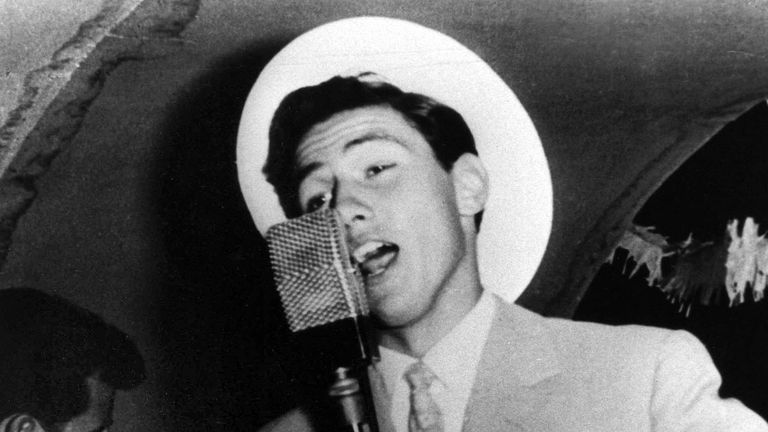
[0,414,43,432]
[450,153,489,217]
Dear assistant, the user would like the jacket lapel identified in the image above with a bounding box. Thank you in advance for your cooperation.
[462,300,563,432]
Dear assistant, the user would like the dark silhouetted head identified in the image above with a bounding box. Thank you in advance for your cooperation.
[0,288,145,431]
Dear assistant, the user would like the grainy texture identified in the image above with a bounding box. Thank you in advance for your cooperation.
[2,1,768,430]
[0,0,200,268]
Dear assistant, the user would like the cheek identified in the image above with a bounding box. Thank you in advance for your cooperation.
[371,164,459,234]
[403,164,455,202]
[382,182,438,229]
[418,172,460,221]
[394,175,462,240]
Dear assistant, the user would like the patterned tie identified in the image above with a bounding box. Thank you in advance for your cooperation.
[404,361,444,432]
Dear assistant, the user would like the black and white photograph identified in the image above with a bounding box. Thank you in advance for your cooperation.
[1,1,768,431]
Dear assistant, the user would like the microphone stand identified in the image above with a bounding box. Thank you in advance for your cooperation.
[265,208,380,431]
[326,315,379,432]
[289,313,380,432]
[328,365,376,432]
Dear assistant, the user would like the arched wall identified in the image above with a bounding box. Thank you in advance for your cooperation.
[2,1,768,430]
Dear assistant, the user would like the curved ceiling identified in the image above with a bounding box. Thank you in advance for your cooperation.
[2,1,768,430]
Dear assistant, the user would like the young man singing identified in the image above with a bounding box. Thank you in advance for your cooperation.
[237,17,768,432]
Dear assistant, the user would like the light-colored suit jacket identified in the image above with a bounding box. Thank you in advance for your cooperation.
[261,298,767,432]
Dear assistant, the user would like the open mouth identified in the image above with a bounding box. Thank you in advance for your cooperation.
[352,241,400,278]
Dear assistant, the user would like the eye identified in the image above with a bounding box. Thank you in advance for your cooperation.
[305,191,332,213]
[365,163,394,178]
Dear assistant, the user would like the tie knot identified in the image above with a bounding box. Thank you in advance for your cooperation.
[404,361,438,391]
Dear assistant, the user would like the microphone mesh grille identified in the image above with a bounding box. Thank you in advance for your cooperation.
[266,208,369,333]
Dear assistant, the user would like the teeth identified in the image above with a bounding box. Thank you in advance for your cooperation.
[367,266,387,277]
[351,241,400,279]
[352,241,386,264]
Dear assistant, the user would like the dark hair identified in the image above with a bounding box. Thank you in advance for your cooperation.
[0,288,146,426]
[264,74,479,218]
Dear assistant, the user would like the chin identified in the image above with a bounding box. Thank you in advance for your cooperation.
[369,304,406,329]
[371,314,413,331]
[369,296,423,330]
[364,271,400,307]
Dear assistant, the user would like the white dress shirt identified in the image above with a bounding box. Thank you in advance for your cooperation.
[375,290,496,432]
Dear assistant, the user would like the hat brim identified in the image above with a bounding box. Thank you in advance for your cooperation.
[236,16,552,302]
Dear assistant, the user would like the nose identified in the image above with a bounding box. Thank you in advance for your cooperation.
[331,179,372,226]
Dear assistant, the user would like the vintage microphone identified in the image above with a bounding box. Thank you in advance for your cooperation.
[266,208,380,432]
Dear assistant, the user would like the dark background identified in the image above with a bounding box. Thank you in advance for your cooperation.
[3,2,768,431]
[576,101,768,419]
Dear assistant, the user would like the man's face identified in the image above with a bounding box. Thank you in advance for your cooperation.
[56,376,115,432]
[295,105,473,330]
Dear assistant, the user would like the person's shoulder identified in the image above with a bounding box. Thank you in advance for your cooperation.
[499,301,715,390]
[547,312,674,345]
[258,407,315,432]
[500,300,688,363]
[502,300,674,343]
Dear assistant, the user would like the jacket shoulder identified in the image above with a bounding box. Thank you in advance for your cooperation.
[503,301,682,368]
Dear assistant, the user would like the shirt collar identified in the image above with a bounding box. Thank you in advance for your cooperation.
[376,290,496,394]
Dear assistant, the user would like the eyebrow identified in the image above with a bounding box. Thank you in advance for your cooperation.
[294,132,404,185]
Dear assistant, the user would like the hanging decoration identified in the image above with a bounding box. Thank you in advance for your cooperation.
[609,217,768,313]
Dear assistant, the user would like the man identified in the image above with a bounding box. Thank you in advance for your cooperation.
[0,288,145,432]
[237,17,768,432]
[265,75,488,362]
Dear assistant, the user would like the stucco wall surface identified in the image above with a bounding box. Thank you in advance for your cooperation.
[0,0,104,124]
[1,1,768,431]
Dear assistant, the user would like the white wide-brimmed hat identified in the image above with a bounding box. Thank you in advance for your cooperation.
[237,16,552,302]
